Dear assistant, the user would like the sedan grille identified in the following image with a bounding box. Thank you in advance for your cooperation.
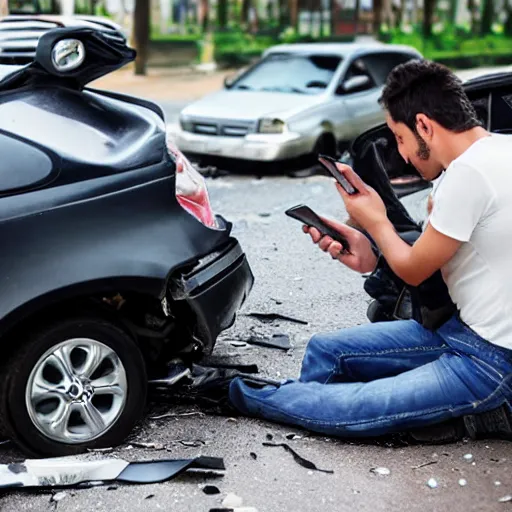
[187,118,255,137]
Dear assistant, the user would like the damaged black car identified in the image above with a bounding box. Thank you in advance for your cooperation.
[0,27,253,457]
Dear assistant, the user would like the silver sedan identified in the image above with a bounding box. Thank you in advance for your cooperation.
[171,42,422,169]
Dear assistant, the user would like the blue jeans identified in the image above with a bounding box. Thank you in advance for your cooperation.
[229,315,512,437]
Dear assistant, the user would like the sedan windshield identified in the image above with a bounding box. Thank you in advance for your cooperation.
[233,54,342,94]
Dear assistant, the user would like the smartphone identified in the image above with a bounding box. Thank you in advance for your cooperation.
[318,154,358,195]
[285,204,350,253]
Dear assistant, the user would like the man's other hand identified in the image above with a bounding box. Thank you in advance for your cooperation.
[303,217,377,274]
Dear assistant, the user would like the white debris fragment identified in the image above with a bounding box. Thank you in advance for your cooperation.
[463,454,473,462]
[498,495,512,503]
[427,478,438,489]
[370,467,391,476]
[222,493,244,508]
[458,479,467,487]
[51,492,67,502]
[495,481,502,486]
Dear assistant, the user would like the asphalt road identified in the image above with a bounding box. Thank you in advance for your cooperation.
[0,174,510,512]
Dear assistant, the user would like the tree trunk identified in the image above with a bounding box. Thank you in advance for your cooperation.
[372,0,383,34]
[480,0,494,35]
[200,0,209,32]
[133,0,150,75]
[467,0,479,33]
[278,0,289,27]
[422,0,436,39]
[0,0,9,15]
[241,0,250,24]
[505,0,512,36]
[354,0,360,34]
[289,0,298,28]
[217,0,227,27]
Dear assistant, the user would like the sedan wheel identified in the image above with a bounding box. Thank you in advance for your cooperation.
[1,317,147,457]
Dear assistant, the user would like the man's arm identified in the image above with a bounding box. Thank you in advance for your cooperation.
[367,219,462,286]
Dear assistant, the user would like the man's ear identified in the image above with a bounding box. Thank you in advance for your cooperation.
[415,113,434,141]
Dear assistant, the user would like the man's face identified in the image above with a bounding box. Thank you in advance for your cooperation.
[386,114,443,181]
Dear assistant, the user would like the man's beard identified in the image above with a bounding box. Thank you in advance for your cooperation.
[415,133,430,160]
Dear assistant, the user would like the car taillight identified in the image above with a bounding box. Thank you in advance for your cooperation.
[166,134,217,228]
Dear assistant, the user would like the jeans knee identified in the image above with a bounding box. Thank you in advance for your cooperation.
[304,332,336,364]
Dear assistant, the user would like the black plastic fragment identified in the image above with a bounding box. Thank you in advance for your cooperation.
[266,433,273,441]
[247,334,291,351]
[202,485,221,495]
[263,443,334,474]
[117,456,225,484]
[145,494,155,499]
[247,312,308,325]
[250,452,257,460]
[208,363,259,374]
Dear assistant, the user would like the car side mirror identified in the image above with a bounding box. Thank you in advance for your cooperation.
[224,74,235,89]
[338,75,371,94]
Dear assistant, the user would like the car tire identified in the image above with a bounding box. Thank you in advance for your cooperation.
[0,317,147,457]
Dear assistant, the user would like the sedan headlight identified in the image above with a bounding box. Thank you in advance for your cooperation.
[180,117,194,132]
[258,118,286,134]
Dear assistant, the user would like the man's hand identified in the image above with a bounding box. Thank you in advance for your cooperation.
[334,163,388,232]
[303,218,377,274]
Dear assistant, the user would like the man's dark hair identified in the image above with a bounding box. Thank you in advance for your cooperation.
[379,59,482,133]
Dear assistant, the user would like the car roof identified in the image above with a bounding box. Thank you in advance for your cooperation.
[263,42,422,59]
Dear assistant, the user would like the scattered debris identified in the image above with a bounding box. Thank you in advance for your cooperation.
[495,481,502,486]
[266,434,273,441]
[222,493,244,508]
[132,442,165,450]
[463,454,473,462]
[498,495,512,503]
[150,411,206,420]
[427,478,438,489]
[458,479,467,487]
[148,361,192,386]
[227,418,237,423]
[370,467,391,476]
[107,485,118,491]
[270,298,283,305]
[145,494,155,500]
[180,440,205,448]
[88,447,114,454]
[230,341,248,347]
[203,485,221,495]
[250,453,257,460]
[51,492,67,503]
[262,442,333,474]
[246,334,291,351]
[209,363,260,374]
[412,461,438,470]
[0,456,225,489]
[285,433,302,441]
[247,312,308,325]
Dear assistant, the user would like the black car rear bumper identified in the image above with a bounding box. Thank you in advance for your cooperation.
[170,238,254,353]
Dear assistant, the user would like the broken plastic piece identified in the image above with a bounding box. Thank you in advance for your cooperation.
[208,363,259,374]
[427,478,438,489]
[51,491,67,502]
[203,485,221,495]
[370,467,391,476]
[0,456,225,489]
[458,479,467,487]
[247,312,308,325]
[132,442,165,450]
[222,493,244,508]
[250,453,257,460]
[262,443,333,474]
[499,495,512,503]
[247,334,291,351]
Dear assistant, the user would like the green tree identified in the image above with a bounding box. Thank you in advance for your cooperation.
[505,0,512,36]
[133,0,150,75]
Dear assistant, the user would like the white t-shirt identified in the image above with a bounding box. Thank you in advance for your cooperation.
[429,134,512,350]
